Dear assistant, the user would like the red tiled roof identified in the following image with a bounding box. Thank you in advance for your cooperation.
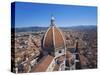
[54,26,65,48]
[43,25,65,51]
[32,55,54,72]
[79,54,87,65]
[66,51,73,59]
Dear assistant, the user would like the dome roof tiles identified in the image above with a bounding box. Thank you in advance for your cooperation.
[42,25,65,51]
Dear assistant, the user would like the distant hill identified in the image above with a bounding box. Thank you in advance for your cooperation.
[15,25,97,32]
[15,27,48,32]
[61,25,97,32]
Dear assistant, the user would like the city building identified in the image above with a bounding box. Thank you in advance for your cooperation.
[14,16,84,73]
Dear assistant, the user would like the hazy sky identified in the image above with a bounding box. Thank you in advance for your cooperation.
[14,2,97,27]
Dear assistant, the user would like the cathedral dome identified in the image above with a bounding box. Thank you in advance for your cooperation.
[42,16,66,52]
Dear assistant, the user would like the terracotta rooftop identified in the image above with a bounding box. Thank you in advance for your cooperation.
[32,55,54,72]
[66,51,73,59]
[79,54,88,66]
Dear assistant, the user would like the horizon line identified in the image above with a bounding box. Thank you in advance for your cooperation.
[15,25,97,28]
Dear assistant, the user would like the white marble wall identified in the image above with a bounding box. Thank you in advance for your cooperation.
[55,49,65,58]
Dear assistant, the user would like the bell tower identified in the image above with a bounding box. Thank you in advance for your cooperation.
[74,40,81,69]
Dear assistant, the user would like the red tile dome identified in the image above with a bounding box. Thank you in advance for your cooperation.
[42,16,66,52]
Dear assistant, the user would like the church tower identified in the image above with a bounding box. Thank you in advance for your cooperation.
[42,16,66,58]
[74,40,81,69]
